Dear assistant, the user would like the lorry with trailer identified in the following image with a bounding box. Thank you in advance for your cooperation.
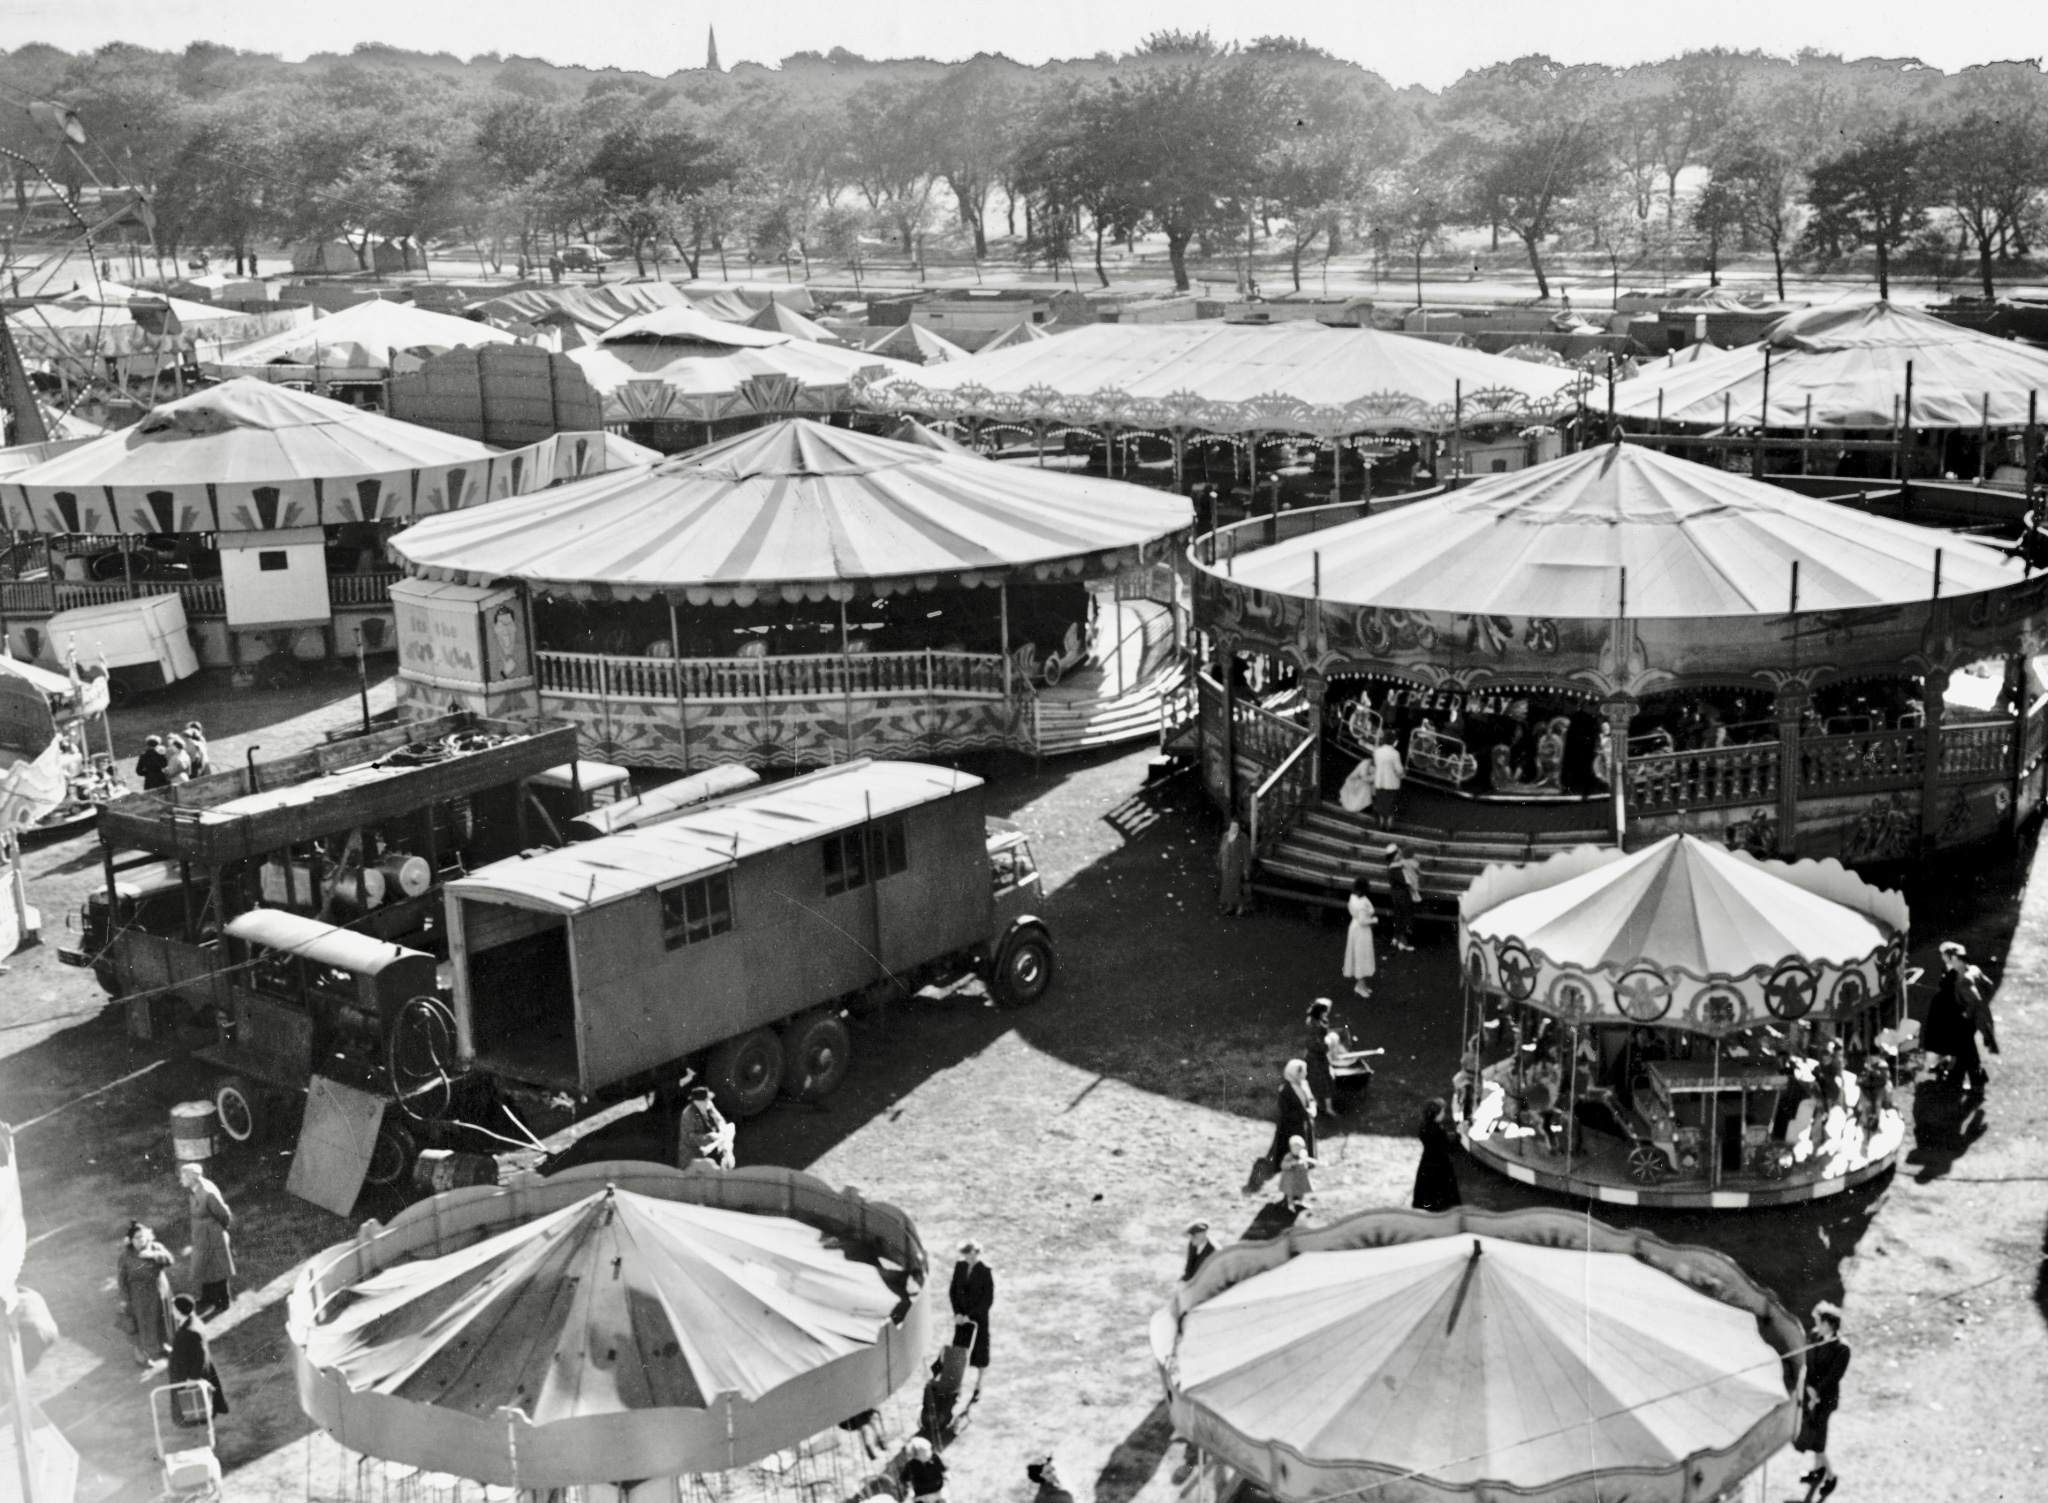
[442,757,1052,1142]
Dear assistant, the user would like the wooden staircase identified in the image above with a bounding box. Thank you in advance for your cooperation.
[1253,802,1613,915]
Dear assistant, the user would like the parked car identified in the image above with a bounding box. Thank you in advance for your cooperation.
[559,245,609,272]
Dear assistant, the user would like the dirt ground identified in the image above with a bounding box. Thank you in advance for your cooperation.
[3,670,2044,1503]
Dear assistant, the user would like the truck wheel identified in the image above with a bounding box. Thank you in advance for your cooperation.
[706,1028,785,1118]
[781,1012,852,1102]
[213,1076,266,1145]
[365,1120,416,1188]
[993,929,1055,1008]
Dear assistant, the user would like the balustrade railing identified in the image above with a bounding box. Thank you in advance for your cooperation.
[1798,729,1923,796]
[1626,740,1780,813]
[533,648,1009,703]
[1231,696,1311,774]
[1938,720,2015,781]
[0,572,400,619]
[329,572,401,607]
[1250,728,1318,856]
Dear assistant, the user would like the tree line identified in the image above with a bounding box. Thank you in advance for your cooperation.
[2,33,2044,300]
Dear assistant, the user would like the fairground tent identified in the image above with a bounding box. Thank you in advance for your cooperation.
[200,299,521,384]
[288,1165,930,1488]
[858,322,968,365]
[6,283,310,381]
[600,304,792,349]
[870,322,1585,434]
[679,281,818,316]
[1215,440,2020,617]
[0,379,611,534]
[566,337,905,424]
[1616,299,2048,428]
[745,300,841,342]
[1460,834,1907,1035]
[975,320,1058,354]
[392,416,1193,598]
[1155,1207,1799,1503]
[469,281,689,346]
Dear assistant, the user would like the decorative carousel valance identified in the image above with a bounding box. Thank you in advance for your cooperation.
[1459,835,1908,1037]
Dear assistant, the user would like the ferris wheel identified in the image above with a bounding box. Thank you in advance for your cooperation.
[0,88,159,448]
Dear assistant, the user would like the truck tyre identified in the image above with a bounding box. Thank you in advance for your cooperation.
[993,927,1054,1008]
[706,1028,784,1118]
[781,1011,852,1102]
[365,1120,416,1188]
[213,1076,266,1146]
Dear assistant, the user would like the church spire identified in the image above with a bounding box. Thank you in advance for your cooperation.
[706,26,721,72]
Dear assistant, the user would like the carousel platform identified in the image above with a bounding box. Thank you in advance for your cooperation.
[1460,1076,1906,1210]
[1251,795,1610,913]
[1032,596,1186,755]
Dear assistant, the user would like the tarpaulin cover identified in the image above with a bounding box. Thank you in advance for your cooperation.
[1459,834,1907,1035]
[1161,1208,1797,1503]
[288,1164,931,1487]
[391,416,1192,597]
[1217,440,2018,618]
[471,280,689,337]
[202,299,518,382]
[680,281,818,315]
[0,379,614,534]
[870,321,1586,435]
[1616,299,2048,428]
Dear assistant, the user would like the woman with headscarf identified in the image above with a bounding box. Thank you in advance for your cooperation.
[116,1221,176,1367]
[1269,1059,1318,1166]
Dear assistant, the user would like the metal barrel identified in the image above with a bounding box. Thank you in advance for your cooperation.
[169,1100,216,1163]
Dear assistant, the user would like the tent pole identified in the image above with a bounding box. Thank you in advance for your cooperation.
[999,581,1012,720]
[669,595,690,772]
[1172,430,1184,495]
[1979,393,1990,486]
[1753,349,1772,480]
[1802,395,1812,477]
[839,594,854,764]
[1710,1035,1722,1189]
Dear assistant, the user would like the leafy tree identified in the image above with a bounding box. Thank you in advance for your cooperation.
[1928,86,2048,297]
[1259,71,1407,290]
[916,61,1017,258]
[1706,129,1805,299]
[1803,120,1932,299]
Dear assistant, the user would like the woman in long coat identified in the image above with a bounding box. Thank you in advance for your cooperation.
[117,1221,176,1366]
[178,1164,235,1318]
[1269,1059,1319,1164]
[167,1295,229,1418]
[1411,1099,1462,1212]
[947,1241,995,1404]
[1342,875,1378,998]
[1216,819,1250,916]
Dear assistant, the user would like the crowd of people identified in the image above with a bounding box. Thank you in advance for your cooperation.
[114,1162,235,1427]
[131,719,210,789]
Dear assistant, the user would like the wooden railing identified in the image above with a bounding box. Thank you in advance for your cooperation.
[1231,695,1311,773]
[533,648,1010,703]
[1250,727,1318,856]
[0,572,399,617]
[1798,729,1924,796]
[1627,740,1780,813]
[1938,721,2015,781]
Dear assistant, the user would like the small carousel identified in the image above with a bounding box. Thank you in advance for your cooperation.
[1457,834,1910,1208]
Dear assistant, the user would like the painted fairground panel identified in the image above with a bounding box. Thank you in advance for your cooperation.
[393,676,538,724]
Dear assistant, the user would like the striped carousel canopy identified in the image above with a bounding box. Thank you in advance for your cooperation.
[391,416,1194,601]
[1459,834,1909,1036]
[0,379,610,534]
[1615,299,2048,429]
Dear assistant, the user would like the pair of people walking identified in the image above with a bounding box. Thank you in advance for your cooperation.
[1342,851,1421,997]
[117,1166,235,1414]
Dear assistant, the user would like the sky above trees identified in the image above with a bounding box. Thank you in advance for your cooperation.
[2,0,2043,90]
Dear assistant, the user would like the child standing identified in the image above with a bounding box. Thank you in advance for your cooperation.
[1278,1134,1318,1213]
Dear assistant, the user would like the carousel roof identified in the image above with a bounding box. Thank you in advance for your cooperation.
[1214,441,2021,618]
[202,298,518,379]
[1158,1207,1798,1503]
[289,1164,930,1487]
[565,339,903,423]
[1616,300,2048,428]
[1,381,589,534]
[1459,836,1906,1034]
[869,322,1586,434]
[391,416,1193,597]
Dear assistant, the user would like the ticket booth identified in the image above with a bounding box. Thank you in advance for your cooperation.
[390,577,536,720]
[220,527,332,662]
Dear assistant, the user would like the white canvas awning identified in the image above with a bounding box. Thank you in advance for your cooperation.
[202,299,520,383]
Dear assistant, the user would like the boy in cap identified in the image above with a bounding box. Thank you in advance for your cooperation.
[1924,940,1997,1095]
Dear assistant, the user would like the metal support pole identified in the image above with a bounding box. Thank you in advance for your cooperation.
[668,595,690,771]
[839,595,854,763]
[1753,349,1772,480]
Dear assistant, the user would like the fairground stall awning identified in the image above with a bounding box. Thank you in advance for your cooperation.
[867,322,1588,435]
[567,339,907,424]
[201,299,522,384]
[7,285,312,379]
[289,1163,930,1488]
[1214,440,2021,618]
[1460,834,1908,1035]
[392,416,1193,599]
[0,379,615,534]
[1616,299,2048,429]
[1153,1206,1799,1503]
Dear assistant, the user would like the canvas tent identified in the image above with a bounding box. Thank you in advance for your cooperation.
[201,300,521,384]
[288,1164,931,1488]
[470,282,691,346]
[976,320,1058,355]
[679,281,818,315]
[859,322,967,365]
[291,240,358,274]
[744,301,841,342]
[1155,1206,1800,1503]
[1617,299,2048,429]
[392,416,1192,598]
[1214,439,2020,618]
[0,379,610,534]
[871,321,1585,434]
